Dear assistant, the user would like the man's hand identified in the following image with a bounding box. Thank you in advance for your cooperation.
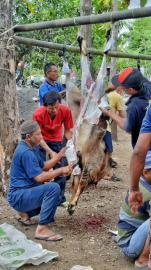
[47,150,57,159]
[62,164,73,176]
[57,147,66,159]
[105,83,116,94]
[99,106,111,117]
[48,147,66,160]
[128,191,143,214]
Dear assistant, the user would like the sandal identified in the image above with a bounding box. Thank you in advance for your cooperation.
[17,218,37,226]
[35,233,63,242]
[134,261,148,270]
[111,174,122,182]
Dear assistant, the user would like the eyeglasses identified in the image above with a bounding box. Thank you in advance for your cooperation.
[47,69,57,74]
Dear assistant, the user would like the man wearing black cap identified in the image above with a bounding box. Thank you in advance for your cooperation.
[100,67,151,148]
[7,120,72,240]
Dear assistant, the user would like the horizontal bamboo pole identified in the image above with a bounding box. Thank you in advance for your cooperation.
[14,7,151,32]
[14,36,151,61]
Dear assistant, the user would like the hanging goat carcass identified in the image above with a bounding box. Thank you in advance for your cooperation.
[65,36,113,214]
[66,79,110,214]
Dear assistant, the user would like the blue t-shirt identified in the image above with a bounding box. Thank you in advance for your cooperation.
[140,105,151,134]
[39,80,64,105]
[124,89,149,148]
[9,141,44,192]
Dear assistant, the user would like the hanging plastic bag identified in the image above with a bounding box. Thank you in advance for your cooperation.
[65,139,78,165]
[104,37,114,54]
[128,0,140,9]
[62,61,70,74]
[0,223,58,270]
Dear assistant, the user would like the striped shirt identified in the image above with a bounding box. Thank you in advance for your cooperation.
[117,177,151,247]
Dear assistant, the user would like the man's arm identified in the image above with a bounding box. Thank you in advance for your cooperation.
[128,133,151,213]
[130,133,151,191]
[64,128,73,140]
[99,108,126,130]
[34,164,72,183]
[43,148,65,171]
[105,83,116,94]
[118,110,125,118]
[39,139,57,158]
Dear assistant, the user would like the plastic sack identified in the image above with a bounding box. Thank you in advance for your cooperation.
[128,0,140,9]
[0,223,58,270]
[65,139,78,165]
[70,266,93,270]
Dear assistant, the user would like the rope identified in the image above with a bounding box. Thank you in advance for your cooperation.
[73,17,77,25]
[0,68,12,72]
[0,26,16,38]
[0,45,15,50]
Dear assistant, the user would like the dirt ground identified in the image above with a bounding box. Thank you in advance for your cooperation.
[0,87,135,270]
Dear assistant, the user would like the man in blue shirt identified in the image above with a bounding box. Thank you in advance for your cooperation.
[126,106,151,270]
[100,67,151,148]
[7,120,72,241]
[39,63,65,105]
[117,151,151,269]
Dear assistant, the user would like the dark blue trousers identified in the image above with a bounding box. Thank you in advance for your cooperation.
[40,141,68,204]
[7,182,60,225]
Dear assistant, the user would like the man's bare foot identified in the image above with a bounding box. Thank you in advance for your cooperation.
[135,239,149,268]
[18,212,29,220]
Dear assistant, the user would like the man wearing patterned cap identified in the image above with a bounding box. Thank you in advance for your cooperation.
[7,120,72,241]
[99,67,151,148]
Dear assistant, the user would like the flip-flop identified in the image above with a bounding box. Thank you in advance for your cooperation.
[17,218,37,226]
[111,174,122,182]
[35,233,63,242]
[134,261,148,270]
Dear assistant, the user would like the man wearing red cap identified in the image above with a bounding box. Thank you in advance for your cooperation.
[100,67,151,148]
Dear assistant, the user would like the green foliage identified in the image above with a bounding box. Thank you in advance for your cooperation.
[117,17,151,76]
[14,0,151,79]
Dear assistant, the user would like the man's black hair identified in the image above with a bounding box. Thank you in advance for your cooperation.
[43,90,61,106]
[44,63,56,75]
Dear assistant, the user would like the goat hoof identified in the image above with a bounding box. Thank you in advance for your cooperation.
[67,204,75,215]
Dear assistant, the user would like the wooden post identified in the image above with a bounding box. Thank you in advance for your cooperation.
[110,0,118,141]
[14,36,151,61]
[80,0,92,48]
[14,7,151,32]
[0,0,19,193]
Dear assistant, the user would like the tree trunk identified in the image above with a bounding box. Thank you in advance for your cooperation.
[110,0,119,141]
[0,0,19,193]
